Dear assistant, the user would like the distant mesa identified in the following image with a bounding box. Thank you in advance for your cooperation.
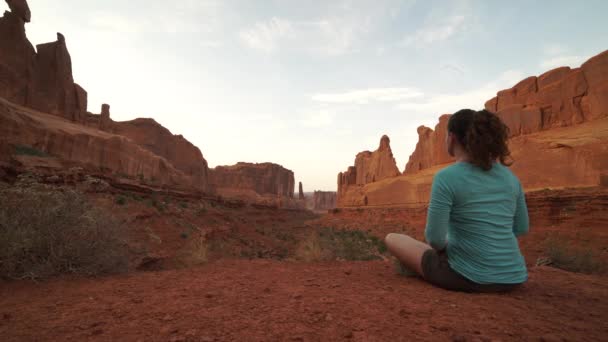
[312,191,337,211]
[209,162,302,208]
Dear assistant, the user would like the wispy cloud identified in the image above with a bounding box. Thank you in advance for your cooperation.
[403,15,466,46]
[299,109,334,127]
[397,70,524,114]
[238,16,370,55]
[312,87,423,105]
[88,1,223,34]
[540,55,587,69]
[238,17,295,53]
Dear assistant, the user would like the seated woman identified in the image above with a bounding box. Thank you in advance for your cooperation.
[385,109,529,292]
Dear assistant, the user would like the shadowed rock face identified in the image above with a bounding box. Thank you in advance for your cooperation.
[110,118,211,192]
[337,50,608,208]
[210,163,295,198]
[0,9,36,105]
[0,0,86,123]
[27,33,82,122]
[0,98,202,190]
[5,0,30,22]
[299,182,304,200]
[0,0,213,193]
[312,191,337,211]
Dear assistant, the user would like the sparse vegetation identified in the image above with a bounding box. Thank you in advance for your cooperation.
[177,235,208,267]
[116,195,127,206]
[541,236,604,274]
[295,227,387,262]
[0,181,128,280]
[13,145,50,157]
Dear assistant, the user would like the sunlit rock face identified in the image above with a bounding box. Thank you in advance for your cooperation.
[337,50,608,208]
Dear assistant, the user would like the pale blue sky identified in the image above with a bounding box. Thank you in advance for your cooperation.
[15,0,608,190]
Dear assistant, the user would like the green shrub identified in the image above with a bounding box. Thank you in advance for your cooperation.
[542,237,604,274]
[115,195,127,206]
[13,145,49,157]
[0,183,128,280]
[295,227,387,262]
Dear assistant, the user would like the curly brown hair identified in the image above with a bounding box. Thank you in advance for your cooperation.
[447,109,512,171]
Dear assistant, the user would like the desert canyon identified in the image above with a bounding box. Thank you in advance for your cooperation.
[0,1,607,341]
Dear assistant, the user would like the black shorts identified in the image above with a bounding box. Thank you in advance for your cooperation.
[421,249,523,293]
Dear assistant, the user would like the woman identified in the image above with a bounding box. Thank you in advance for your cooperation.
[385,109,529,292]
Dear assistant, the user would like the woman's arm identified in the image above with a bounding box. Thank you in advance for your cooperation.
[425,172,453,251]
[513,182,529,237]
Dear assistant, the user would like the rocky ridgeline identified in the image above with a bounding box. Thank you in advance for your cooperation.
[0,0,300,201]
[337,50,608,208]
[338,135,401,193]
[404,51,608,174]
[209,162,295,199]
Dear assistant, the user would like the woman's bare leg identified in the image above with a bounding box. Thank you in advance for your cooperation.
[384,233,432,276]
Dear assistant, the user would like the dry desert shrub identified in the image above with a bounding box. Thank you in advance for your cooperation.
[0,179,128,280]
[295,227,387,262]
[541,237,604,274]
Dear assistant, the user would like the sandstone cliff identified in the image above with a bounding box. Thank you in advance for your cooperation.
[0,1,86,123]
[0,0,212,193]
[403,115,454,174]
[338,135,400,203]
[110,117,210,192]
[0,97,203,191]
[338,50,608,208]
[210,162,295,200]
[312,191,337,211]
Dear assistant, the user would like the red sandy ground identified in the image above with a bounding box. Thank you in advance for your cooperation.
[0,187,607,341]
[1,260,607,341]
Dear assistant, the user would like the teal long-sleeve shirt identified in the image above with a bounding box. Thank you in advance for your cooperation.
[424,162,529,284]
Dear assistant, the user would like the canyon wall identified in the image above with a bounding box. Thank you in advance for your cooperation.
[0,3,87,123]
[312,191,337,211]
[210,162,295,200]
[338,135,400,203]
[338,50,608,208]
[0,97,201,191]
[0,0,213,193]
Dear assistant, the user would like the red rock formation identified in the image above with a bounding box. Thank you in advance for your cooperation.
[0,0,87,123]
[407,50,608,175]
[403,115,454,174]
[108,117,210,192]
[298,182,304,200]
[0,9,36,105]
[338,50,608,208]
[27,33,82,122]
[210,162,295,199]
[0,97,203,191]
[337,135,400,204]
[312,191,337,211]
[5,0,30,22]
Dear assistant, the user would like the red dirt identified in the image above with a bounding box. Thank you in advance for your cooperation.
[0,179,606,341]
[1,260,606,342]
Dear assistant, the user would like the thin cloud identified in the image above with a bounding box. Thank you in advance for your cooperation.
[312,87,424,105]
[238,17,295,53]
[299,109,334,128]
[397,70,525,114]
[238,16,368,55]
[540,55,587,69]
[403,15,466,46]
